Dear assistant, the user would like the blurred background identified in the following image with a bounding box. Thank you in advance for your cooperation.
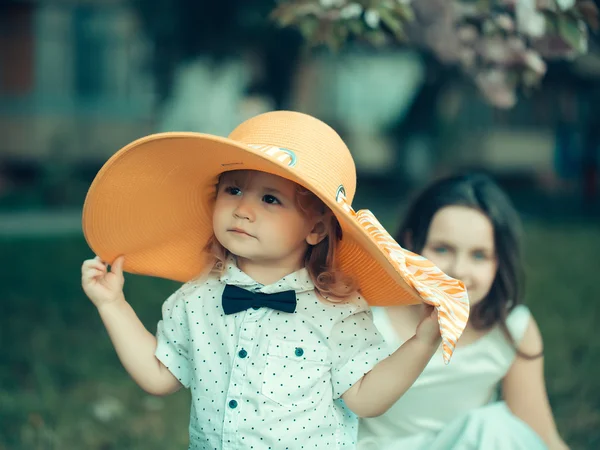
[1,0,599,449]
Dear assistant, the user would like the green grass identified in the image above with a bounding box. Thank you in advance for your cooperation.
[0,220,599,449]
[0,237,188,450]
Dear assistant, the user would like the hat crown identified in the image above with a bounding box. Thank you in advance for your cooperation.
[228,111,357,203]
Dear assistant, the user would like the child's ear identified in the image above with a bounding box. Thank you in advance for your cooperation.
[306,219,328,246]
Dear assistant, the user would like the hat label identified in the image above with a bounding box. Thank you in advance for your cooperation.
[335,185,355,216]
[248,144,297,167]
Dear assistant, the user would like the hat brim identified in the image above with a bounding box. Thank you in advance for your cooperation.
[83,132,423,306]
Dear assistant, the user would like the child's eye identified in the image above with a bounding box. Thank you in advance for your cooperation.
[224,186,242,196]
[472,251,489,261]
[432,246,448,254]
[262,194,281,205]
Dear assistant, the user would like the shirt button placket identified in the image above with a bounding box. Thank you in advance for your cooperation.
[221,307,261,447]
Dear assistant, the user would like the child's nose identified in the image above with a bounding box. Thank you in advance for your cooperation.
[447,256,470,283]
[233,198,255,221]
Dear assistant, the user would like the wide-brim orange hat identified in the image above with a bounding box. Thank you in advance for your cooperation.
[83,110,468,362]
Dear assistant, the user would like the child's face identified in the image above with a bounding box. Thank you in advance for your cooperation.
[421,205,498,306]
[213,170,323,272]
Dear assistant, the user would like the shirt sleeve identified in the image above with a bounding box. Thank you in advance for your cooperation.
[506,304,532,345]
[329,306,391,399]
[155,286,192,388]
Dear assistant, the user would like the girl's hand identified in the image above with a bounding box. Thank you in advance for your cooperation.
[415,304,441,347]
[81,255,126,309]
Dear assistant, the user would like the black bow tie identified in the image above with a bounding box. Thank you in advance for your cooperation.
[222,284,297,315]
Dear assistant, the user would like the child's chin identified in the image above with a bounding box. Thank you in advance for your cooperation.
[225,247,254,261]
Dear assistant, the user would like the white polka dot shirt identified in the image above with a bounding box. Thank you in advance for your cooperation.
[155,260,389,449]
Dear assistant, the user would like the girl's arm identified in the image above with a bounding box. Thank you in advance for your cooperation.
[342,305,440,418]
[82,256,182,396]
[503,317,569,450]
[97,298,182,396]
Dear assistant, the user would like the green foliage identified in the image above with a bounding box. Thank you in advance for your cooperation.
[270,0,599,107]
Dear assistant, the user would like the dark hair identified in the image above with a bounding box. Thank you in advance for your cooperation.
[396,172,540,359]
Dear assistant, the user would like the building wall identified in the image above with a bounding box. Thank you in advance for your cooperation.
[0,1,155,163]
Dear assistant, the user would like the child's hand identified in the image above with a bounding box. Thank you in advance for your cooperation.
[81,255,126,309]
[415,304,441,347]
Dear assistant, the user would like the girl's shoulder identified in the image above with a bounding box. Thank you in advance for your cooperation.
[507,305,544,357]
[505,304,532,345]
[162,273,222,307]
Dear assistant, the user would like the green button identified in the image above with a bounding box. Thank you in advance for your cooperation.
[228,400,238,409]
[295,347,304,357]
[238,349,247,358]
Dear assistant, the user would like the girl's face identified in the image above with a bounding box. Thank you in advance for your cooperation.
[421,206,498,306]
[213,170,324,274]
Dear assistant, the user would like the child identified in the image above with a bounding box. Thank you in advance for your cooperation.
[358,172,568,450]
[80,111,469,449]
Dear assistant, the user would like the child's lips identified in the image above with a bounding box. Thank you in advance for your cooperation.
[228,228,254,238]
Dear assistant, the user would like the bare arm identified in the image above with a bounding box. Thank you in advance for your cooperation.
[97,298,182,396]
[342,305,440,418]
[503,317,569,450]
[82,256,181,396]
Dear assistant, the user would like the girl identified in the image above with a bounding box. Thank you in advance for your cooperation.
[358,172,568,450]
[80,111,469,449]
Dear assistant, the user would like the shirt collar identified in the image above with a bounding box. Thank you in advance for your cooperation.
[219,255,315,294]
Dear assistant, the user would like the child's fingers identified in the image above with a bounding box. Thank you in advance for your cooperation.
[93,255,108,265]
[110,255,125,277]
[429,307,438,320]
[86,267,105,277]
[82,267,105,282]
[82,259,107,272]
[420,303,434,317]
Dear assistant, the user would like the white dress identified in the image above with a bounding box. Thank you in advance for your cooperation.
[358,305,548,449]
